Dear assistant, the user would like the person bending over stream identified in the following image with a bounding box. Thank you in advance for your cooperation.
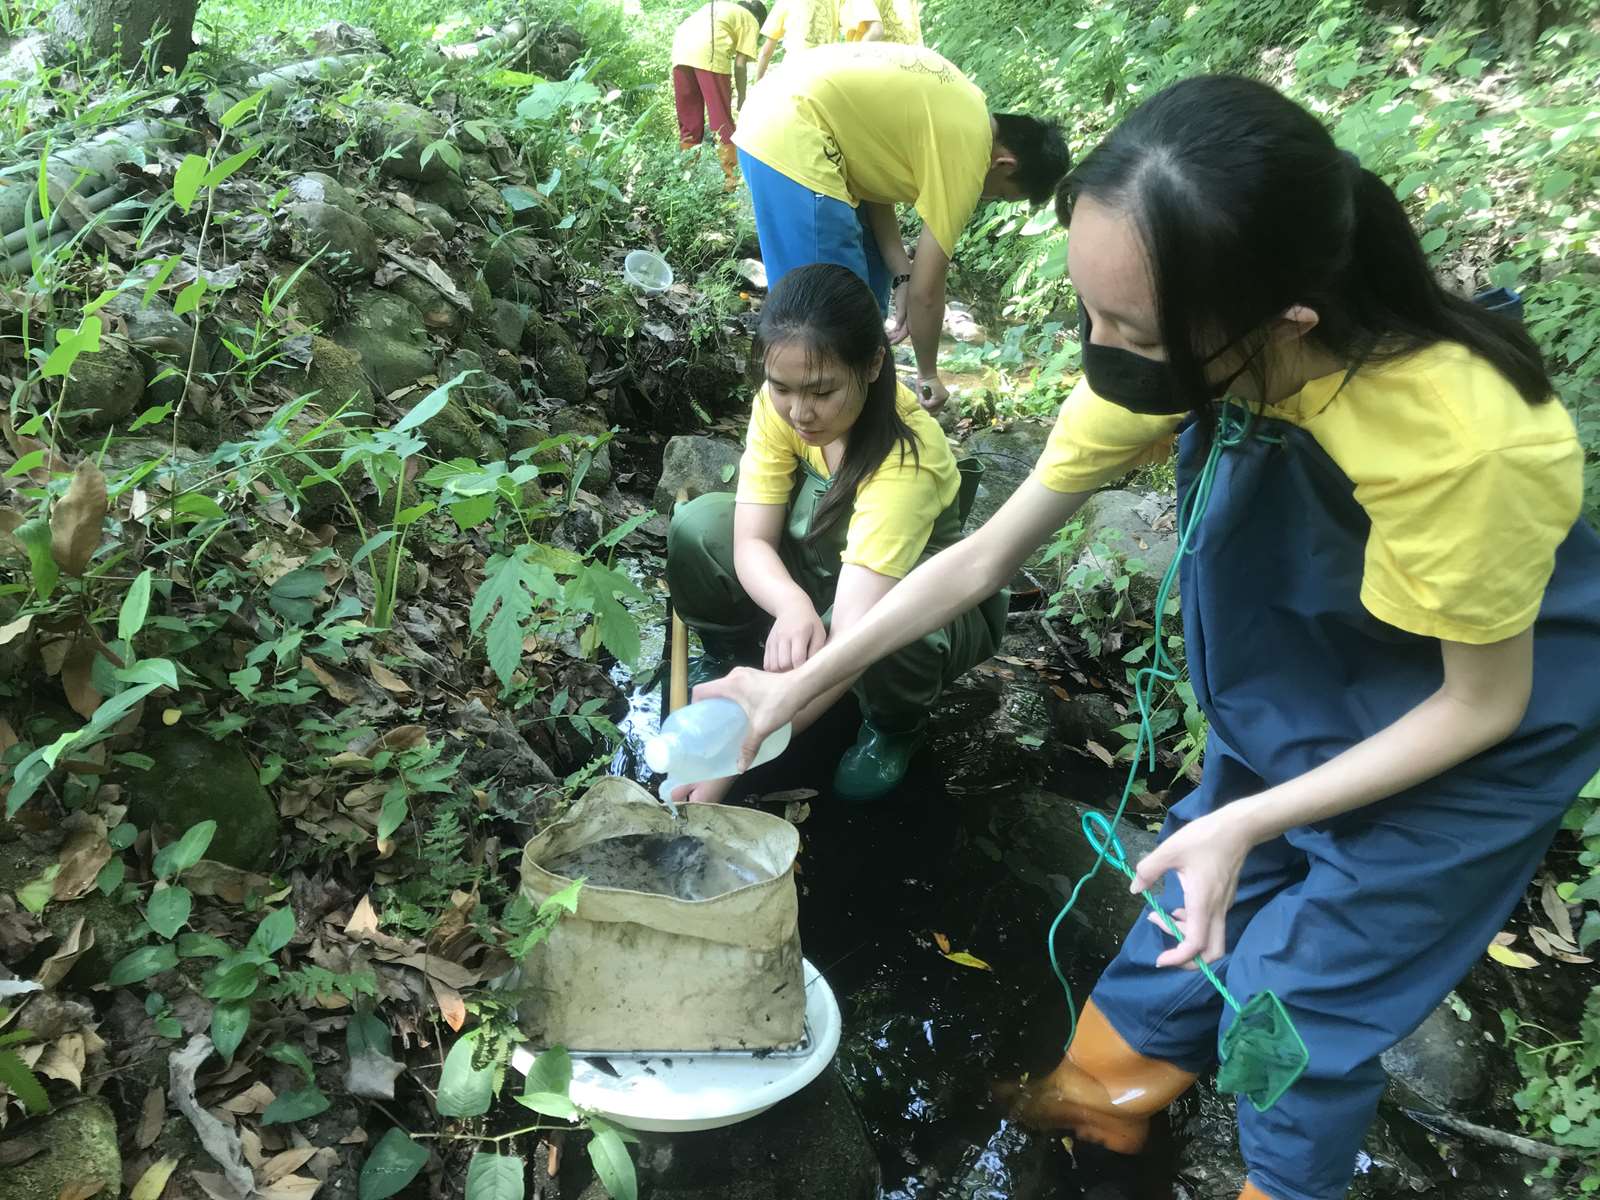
[700,76,1600,1200]
[667,263,1005,803]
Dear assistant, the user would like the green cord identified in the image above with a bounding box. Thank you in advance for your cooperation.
[1047,404,1254,1049]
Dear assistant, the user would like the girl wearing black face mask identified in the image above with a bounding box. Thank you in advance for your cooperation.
[700,75,1600,1200]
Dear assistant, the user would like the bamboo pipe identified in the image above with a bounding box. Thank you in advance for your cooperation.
[668,488,690,715]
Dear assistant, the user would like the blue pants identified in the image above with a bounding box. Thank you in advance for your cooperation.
[738,148,891,314]
[1090,417,1600,1200]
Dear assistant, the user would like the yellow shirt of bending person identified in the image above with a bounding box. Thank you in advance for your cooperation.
[733,43,990,256]
[759,0,840,58]
[839,0,922,44]
[671,2,762,74]
[737,380,959,578]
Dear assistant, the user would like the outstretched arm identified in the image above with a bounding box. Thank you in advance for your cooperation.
[755,37,777,80]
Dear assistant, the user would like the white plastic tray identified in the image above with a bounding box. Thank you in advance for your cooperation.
[510,959,841,1132]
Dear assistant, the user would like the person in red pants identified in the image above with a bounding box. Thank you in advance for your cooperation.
[670,1,768,187]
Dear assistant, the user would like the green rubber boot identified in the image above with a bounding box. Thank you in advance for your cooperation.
[832,717,928,802]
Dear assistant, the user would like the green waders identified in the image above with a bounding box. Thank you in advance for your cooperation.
[665,461,1008,799]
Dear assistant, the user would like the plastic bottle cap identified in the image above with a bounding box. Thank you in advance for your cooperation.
[643,735,671,774]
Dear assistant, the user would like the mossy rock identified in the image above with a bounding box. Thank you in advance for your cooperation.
[421,399,485,461]
[334,532,419,599]
[417,174,472,217]
[549,406,613,489]
[415,201,457,238]
[285,202,380,283]
[270,263,339,329]
[0,1098,121,1200]
[365,204,431,244]
[391,277,465,339]
[465,180,511,222]
[290,171,361,216]
[332,292,434,398]
[65,340,143,429]
[523,313,588,402]
[363,100,452,183]
[0,840,147,987]
[299,337,373,422]
[473,240,517,298]
[483,299,527,354]
[123,729,278,870]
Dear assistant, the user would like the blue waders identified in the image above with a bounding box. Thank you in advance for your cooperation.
[1087,417,1600,1200]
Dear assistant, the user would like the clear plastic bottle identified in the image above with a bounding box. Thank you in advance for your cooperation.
[644,698,793,804]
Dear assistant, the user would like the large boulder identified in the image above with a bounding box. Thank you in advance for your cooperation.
[523,311,588,402]
[655,435,742,510]
[390,276,465,338]
[64,340,143,429]
[0,1097,122,1200]
[550,405,613,490]
[269,262,339,329]
[285,202,380,283]
[420,400,487,462]
[289,171,361,216]
[963,421,1052,532]
[442,349,518,417]
[365,204,431,245]
[414,201,457,238]
[364,101,453,183]
[1074,489,1178,610]
[1381,1002,1490,1115]
[123,728,278,870]
[572,1070,877,1200]
[331,291,434,398]
[297,335,373,420]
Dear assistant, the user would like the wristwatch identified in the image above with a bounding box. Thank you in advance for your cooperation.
[892,272,911,290]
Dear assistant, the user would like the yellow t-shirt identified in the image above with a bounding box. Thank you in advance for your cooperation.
[759,0,840,57]
[733,43,989,255]
[1031,343,1584,645]
[671,3,761,74]
[839,0,922,44]
[736,380,960,578]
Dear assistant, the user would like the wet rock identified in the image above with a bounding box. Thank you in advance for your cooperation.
[461,150,498,182]
[478,298,524,355]
[655,435,742,509]
[390,276,465,338]
[474,240,517,298]
[123,729,278,870]
[364,204,432,245]
[443,349,519,416]
[285,201,380,283]
[549,406,614,490]
[417,173,472,217]
[270,262,339,328]
[414,201,457,238]
[1381,1002,1489,1114]
[465,179,511,222]
[1075,489,1178,610]
[524,311,589,401]
[64,340,143,429]
[289,171,361,216]
[299,336,374,420]
[422,400,486,462]
[0,1096,121,1200]
[465,275,495,325]
[572,1069,877,1200]
[1052,690,1123,745]
[331,291,434,397]
[364,100,453,183]
[964,421,1052,532]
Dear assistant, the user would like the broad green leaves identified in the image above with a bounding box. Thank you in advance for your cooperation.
[471,548,560,688]
[359,1129,430,1200]
[108,943,179,986]
[518,1047,577,1119]
[465,1152,524,1200]
[173,155,209,213]
[152,820,216,880]
[211,1001,251,1063]
[587,1123,638,1200]
[436,1030,496,1118]
[249,907,296,956]
[40,315,102,379]
[119,569,154,643]
[146,884,193,939]
[0,1033,48,1115]
[7,681,163,816]
[262,1086,331,1124]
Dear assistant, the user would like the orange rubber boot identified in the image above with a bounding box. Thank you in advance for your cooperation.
[1239,1184,1276,1200]
[679,135,699,151]
[716,140,740,190]
[1005,1000,1196,1154]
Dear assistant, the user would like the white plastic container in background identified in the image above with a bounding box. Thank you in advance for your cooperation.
[646,698,792,803]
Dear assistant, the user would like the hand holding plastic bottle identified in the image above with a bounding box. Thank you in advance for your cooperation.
[692,669,803,775]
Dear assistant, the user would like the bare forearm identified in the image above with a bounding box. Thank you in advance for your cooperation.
[863,203,911,275]
[734,540,811,618]
[735,61,748,106]
[755,41,776,78]
[909,279,944,377]
[1230,682,1529,845]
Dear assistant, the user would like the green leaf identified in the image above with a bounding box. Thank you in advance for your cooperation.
[96,856,125,895]
[359,1129,430,1200]
[109,822,137,850]
[40,315,103,379]
[587,1127,637,1200]
[446,491,497,531]
[119,568,154,643]
[108,943,179,986]
[436,1032,495,1117]
[211,1000,251,1062]
[266,1042,316,1083]
[5,450,44,476]
[201,957,262,1002]
[14,517,59,600]
[262,1085,331,1125]
[541,878,583,917]
[17,866,59,913]
[394,371,472,434]
[377,791,408,842]
[0,1048,48,1115]
[128,402,175,432]
[219,89,267,132]
[173,279,206,317]
[465,1151,525,1200]
[516,1091,577,1119]
[173,154,209,212]
[142,254,183,306]
[145,885,193,939]
[177,931,231,959]
[524,1046,573,1098]
[347,1011,391,1059]
[249,907,296,955]
[350,531,395,568]
[203,145,261,188]
[115,658,179,688]
[152,820,216,880]
[269,568,326,624]
[1419,227,1448,254]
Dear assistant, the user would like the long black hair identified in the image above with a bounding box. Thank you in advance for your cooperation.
[1059,75,1553,417]
[759,263,917,542]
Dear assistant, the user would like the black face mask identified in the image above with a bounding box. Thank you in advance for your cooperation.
[1078,312,1250,415]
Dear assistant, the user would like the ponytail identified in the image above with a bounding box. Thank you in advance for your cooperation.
[757,264,918,544]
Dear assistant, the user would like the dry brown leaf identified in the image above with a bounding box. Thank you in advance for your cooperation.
[221,1082,275,1115]
[36,918,95,989]
[367,662,412,694]
[377,725,427,752]
[190,1173,250,1200]
[184,861,272,905]
[258,1148,319,1186]
[0,615,32,646]
[0,1135,44,1167]
[427,975,467,1031]
[37,1032,86,1088]
[50,462,108,577]
[1541,881,1576,946]
[1491,930,1517,947]
[62,638,104,720]
[1529,926,1581,957]
[256,1176,322,1200]
[53,827,112,901]
[0,717,16,761]
[1083,740,1115,767]
[932,931,951,954]
[55,1181,107,1200]
[137,1086,166,1149]
[345,896,381,939]
[300,657,358,704]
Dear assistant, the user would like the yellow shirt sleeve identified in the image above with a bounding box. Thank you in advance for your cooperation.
[735,387,800,505]
[1301,345,1584,644]
[842,388,959,577]
[1031,378,1182,495]
[730,7,760,59]
[760,0,787,41]
[839,0,882,39]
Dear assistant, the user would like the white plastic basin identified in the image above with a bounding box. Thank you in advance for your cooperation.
[511,958,841,1132]
[622,249,673,295]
